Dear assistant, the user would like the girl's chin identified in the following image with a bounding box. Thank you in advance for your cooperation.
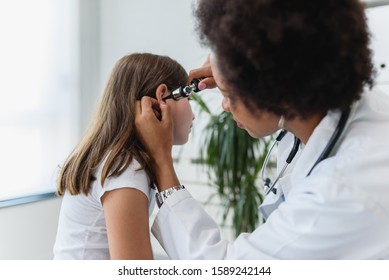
[173,137,189,146]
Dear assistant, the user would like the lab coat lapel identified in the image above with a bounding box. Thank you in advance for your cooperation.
[260,110,342,219]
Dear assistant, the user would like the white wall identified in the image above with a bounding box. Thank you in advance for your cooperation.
[367,5,389,92]
[1,1,388,260]
[0,197,62,259]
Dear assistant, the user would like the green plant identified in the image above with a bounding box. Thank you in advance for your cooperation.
[192,94,273,236]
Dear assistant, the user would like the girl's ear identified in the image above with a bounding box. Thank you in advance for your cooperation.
[155,84,168,103]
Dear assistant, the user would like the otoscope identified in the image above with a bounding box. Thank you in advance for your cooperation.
[150,79,203,120]
[162,78,203,101]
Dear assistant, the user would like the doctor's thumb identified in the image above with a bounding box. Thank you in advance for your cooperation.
[159,101,172,124]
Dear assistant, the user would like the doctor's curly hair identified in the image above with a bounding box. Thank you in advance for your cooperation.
[195,0,375,118]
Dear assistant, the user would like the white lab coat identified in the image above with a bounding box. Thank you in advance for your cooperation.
[152,88,389,259]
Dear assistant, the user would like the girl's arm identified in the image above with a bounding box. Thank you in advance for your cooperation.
[101,188,153,259]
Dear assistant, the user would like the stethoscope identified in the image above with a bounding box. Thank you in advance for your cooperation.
[260,109,351,196]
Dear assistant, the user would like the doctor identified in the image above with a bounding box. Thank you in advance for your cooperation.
[135,0,389,259]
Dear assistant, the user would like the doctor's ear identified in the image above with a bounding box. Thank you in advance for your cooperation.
[155,84,168,103]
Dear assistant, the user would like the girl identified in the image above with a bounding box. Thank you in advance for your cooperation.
[53,53,194,259]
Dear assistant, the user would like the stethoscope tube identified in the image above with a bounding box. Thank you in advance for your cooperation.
[261,131,300,195]
[306,109,350,176]
[261,108,350,196]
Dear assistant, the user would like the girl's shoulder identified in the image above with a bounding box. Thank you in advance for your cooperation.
[94,158,152,200]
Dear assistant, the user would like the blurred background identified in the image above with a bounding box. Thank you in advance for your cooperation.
[0,0,388,259]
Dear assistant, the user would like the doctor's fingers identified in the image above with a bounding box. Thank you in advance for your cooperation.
[158,100,173,127]
[188,69,216,90]
[135,98,160,149]
[189,62,216,90]
[136,97,158,119]
[135,98,173,155]
[135,97,172,128]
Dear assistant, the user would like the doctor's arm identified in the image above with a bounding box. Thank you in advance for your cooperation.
[134,95,249,259]
[134,96,266,259]
[135,97,180,191]
[151,186,383,259]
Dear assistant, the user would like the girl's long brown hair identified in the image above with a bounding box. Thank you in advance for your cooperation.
[57,53,188,195]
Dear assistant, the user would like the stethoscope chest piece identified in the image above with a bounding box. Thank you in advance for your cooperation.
[259,191,285,220]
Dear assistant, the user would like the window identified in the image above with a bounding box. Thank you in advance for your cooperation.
[0,0,79,201]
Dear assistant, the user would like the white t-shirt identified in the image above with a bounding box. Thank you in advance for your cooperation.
[53,159,156,259]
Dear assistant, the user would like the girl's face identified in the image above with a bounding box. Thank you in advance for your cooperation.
[165,97,195,145]
[210,53,279,138]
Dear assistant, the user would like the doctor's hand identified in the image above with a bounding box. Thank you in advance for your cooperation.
[135,97,180,191]
[188,54,216,90]
[135,97,173,160]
